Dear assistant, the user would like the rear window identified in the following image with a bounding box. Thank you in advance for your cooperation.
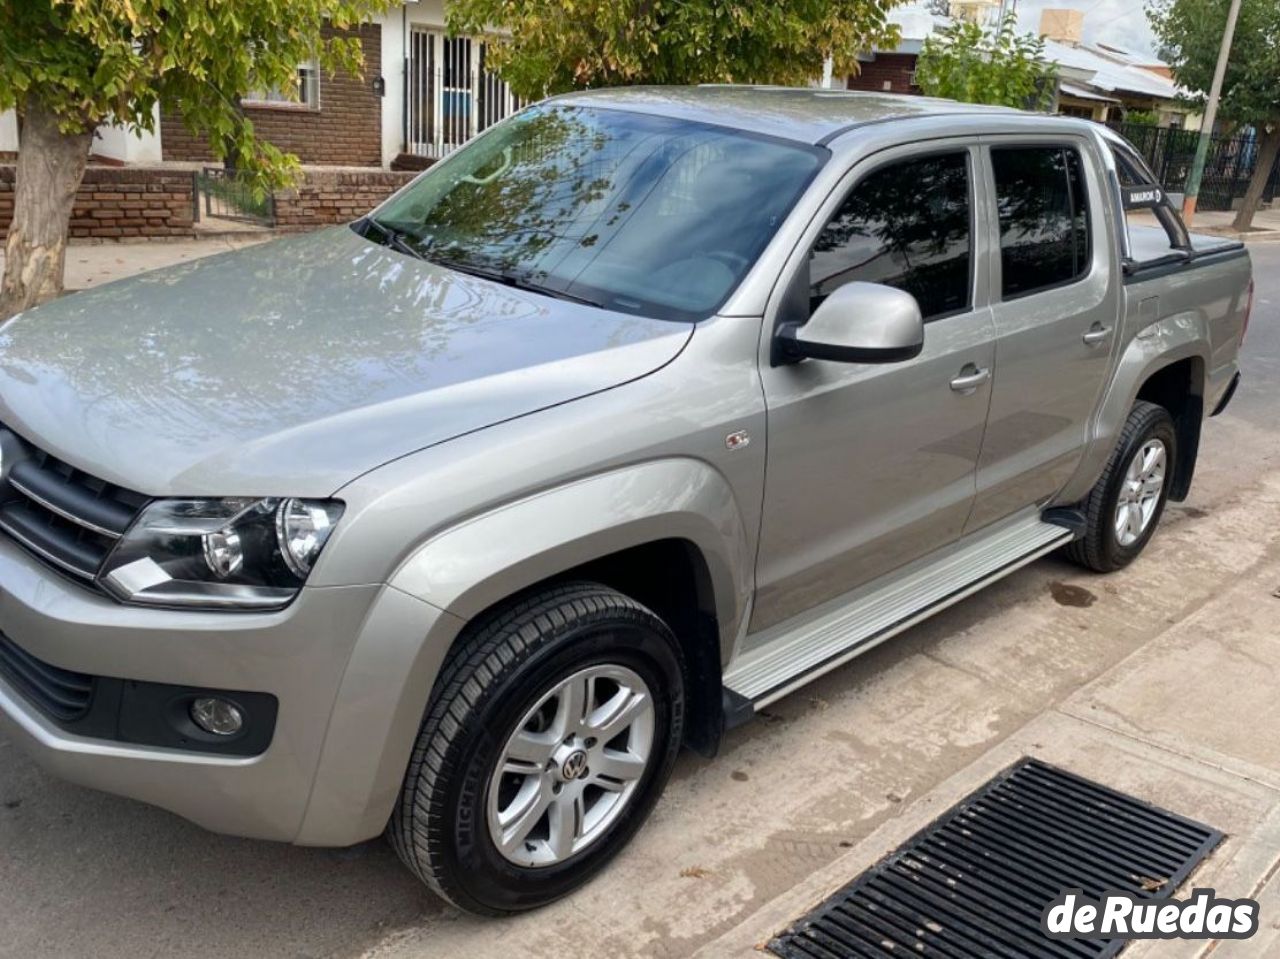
[991,146,1092,299]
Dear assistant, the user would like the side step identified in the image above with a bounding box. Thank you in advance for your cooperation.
[724,513,1074,709]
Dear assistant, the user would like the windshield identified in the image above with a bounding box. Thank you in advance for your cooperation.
[369,104,826,321]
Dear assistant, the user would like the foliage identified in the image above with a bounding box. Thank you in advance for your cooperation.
[1123,109,1160,126]
[0,0,395,190]
[1148,0,1280,128]
[445,0,903,100]
[914,15,1057,111]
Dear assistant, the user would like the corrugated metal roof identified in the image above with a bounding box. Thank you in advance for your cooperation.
[1060,82,1120,104]
[1041,39,1181,100]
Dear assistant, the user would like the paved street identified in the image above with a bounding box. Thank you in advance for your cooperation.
[2,242,1280,958]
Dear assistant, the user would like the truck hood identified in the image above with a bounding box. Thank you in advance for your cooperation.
[0,228,692,497]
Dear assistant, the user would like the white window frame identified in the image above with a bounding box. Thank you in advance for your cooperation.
[243,60,321,111]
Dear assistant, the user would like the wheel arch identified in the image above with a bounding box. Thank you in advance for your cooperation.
[1059,320,1210,507]
[387,459,754,757]
[1133,355,1204,502]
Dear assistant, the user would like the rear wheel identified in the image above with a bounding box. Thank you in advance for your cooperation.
[1063,400,1177,572]
[388,582,686,915]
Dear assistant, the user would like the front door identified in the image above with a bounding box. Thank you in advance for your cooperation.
[965,140,1118,531]
[752,146,997,634]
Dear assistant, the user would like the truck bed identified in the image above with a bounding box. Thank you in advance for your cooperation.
[1126,223,1247,278]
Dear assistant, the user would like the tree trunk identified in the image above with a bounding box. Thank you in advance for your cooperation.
[1232,124,1280,233]
[0,97,94,321]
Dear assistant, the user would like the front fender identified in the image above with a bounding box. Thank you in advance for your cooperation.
[388,457,753,656]
[296,458,751,844]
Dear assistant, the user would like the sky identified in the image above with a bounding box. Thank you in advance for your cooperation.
[1013,0,1160,59]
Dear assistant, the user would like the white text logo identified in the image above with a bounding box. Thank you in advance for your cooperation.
[1041,889,1258,940]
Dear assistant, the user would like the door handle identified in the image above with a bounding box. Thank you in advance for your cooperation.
[949,367,991,393]
[1083,325,1112,346]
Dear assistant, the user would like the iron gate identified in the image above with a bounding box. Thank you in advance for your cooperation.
[406,31,522,159]
[1110,121,1280,213]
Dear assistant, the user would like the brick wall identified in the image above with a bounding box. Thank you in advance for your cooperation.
[0,166,196,240]
[273,170,417,229]
[161,24,382,167]
[847,53,921,95]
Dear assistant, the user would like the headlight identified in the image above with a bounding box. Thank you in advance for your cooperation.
[100,497,344,610]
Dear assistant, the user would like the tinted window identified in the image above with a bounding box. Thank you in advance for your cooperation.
[810,153,972,321]
[371,104,825,321]
[992,147,1092,298]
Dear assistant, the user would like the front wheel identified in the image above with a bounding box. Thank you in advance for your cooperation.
[1063,400,1177,572]
[388,583,686,915]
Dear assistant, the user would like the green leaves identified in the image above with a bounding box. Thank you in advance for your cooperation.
[0,0,395,189]
[914,14,1057,111]
[445,0,902,99]
[1148,0,1280,127]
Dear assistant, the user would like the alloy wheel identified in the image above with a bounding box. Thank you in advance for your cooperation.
[1114,438,1167,547]
[486,663,655,868]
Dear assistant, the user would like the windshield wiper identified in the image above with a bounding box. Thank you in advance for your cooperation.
[428,256,606,309]
[361,216,427,261]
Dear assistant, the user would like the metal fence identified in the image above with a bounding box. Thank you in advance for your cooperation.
[1108,121,1280,213]
[406,32,522,159]
[195,166,276,226]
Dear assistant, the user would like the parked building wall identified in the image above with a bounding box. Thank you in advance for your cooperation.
[846,54,921,95]
[0,166,197,240]
[273,169,417,229]
[160,24,383,167]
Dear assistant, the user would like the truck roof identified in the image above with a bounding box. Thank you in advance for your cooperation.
[552,85,1036,146]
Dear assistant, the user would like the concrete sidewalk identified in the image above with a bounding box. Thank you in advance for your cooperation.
[1151,206,1280,242]
[0,233,275,297]
[61,234,275,291]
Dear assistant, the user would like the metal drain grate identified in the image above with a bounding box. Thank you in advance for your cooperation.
[770,758,1222,958]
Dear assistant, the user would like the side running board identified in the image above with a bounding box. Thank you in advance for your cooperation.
[724,513,1074,710]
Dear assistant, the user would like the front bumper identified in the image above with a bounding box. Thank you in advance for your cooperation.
[0,535,460,845]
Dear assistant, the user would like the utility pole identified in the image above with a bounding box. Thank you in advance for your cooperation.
[1182,0,1243,225]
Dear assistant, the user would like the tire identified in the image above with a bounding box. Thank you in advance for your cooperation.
[1062,400,1177,573]
[388,582,686,915]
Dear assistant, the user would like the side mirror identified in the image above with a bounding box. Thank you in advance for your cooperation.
[775,282,924,365]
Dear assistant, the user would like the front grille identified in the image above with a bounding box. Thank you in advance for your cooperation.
[0,428,148,583]
[0,633,95,722]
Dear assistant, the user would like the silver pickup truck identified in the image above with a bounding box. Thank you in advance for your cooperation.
[0,88,1252,914]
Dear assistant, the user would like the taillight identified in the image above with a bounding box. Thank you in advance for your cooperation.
[1242,278,1255,346]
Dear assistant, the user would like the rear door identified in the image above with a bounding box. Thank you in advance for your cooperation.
[966,139,1120,532]
[751,144,997,634]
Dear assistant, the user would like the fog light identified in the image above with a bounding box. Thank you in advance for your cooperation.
[190,697,244,736]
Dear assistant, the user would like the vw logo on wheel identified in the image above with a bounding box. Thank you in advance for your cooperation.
[560,749,589,781]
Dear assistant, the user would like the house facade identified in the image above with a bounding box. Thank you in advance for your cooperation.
[845,3,1195,129]
[0,1,521,170]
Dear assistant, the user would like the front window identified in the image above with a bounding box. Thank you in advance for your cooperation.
[244,61,320,110]
[370,104,826,321]
[809,152,973,321]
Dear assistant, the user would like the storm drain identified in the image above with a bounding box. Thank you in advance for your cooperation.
[769,758,1222,958]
